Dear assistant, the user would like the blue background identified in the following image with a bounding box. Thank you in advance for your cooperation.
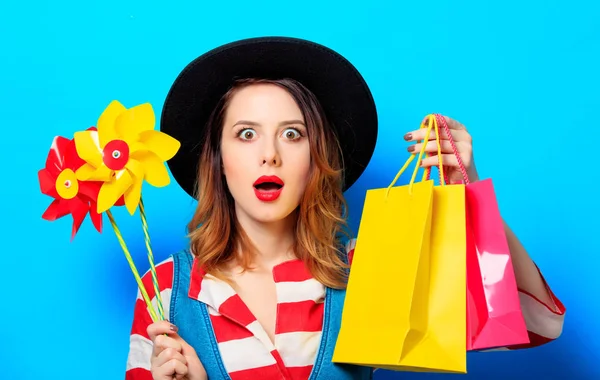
[2,0,598,378]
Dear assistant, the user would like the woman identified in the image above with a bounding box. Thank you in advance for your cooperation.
[125,37,565,380]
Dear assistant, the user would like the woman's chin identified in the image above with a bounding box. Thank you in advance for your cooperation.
[250,209,297,225]
[236,203,299,226]
[231,190,302,227]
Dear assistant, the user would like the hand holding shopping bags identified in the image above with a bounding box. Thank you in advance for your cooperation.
[332,114,468,373]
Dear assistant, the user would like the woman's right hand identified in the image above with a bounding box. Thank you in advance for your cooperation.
[147,321,207,380]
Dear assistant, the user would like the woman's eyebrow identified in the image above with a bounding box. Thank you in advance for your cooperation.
[232,119,306,128]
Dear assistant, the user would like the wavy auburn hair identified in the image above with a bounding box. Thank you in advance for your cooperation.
[187,78,351,289]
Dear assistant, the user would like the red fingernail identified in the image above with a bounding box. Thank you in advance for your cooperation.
[169,324,178,332]
[404,133,412,141]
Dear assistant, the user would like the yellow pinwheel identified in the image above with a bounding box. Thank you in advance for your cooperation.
[74,100,181,215]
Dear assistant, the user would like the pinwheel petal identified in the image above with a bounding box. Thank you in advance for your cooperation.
[75,164,95,181]
[71,219,84,241]
[64,137,86,171]
[69,196,90,241]
[114,195,126,207]
[76,163,112,182]
[137,130,181,161]
[114,103,155,142]
[89,201,103,233]
[45,136,71,176]
[123,177,143,215]
[125,157,145,179]
[97,100,126,146]
[132,151,171,187]
[68,193,89,217]
[38,168,59,198]
[78,180,101,203]
[42,199,70,221]
[73,130,103,168]
[96,170,133,213]
[127,142,147,154]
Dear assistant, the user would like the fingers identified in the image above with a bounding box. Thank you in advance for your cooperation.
[154,347,188,368]
[407,115,476,183]
[179,338,198,357]
[441,115,466,131]
[404,126,470,144]
[147,320,179,342]
[419,153,471,169]
[405,114,472,144]
[152,333,183,359]
[148,321,189,380]
[422,114,465,130]
[408,139,457,155]
[148,321,184,361]
[151,356,189,380]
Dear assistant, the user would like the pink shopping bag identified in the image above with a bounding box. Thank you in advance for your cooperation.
[429,114,530,350]
[464,178,529,350]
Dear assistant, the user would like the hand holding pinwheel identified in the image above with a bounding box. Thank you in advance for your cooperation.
[38,100,181,323]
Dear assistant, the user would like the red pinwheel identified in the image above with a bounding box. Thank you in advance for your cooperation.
[38,131,104,240]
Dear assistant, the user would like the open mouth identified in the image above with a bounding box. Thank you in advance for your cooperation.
[253,175,284,190]
[254,182,283,191]
[253,176,284,201]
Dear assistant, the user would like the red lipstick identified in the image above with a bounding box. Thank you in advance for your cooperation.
[253,175,284,202]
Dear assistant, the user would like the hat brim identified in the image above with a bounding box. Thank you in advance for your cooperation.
[160,36,378,199]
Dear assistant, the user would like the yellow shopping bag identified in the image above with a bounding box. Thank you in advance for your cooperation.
[332,114,467,373]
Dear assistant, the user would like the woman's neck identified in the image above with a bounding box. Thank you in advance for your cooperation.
[235,209,297,268]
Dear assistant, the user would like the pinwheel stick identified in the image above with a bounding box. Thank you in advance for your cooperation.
[106,210,159,322]
[138,196,166,321]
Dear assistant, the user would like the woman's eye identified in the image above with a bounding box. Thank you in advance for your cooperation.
[238,129,256,140]
[283,128,302,140]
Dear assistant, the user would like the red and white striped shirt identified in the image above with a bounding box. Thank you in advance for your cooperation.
[125,239,566,379]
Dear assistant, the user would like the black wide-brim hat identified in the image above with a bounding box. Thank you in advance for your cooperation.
[160,36,378,199]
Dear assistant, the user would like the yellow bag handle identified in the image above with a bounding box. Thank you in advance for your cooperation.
[425,114,471,186]
[421,114,447,186]
[385,114,445,199]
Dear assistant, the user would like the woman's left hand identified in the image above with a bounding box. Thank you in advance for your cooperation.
[403,115,480,184]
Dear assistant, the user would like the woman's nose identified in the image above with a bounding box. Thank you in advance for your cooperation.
[260,140,281,167]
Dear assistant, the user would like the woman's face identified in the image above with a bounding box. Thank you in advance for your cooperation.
[220,83,311,225]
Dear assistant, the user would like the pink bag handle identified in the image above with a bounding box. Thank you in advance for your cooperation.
[424,113,471,185]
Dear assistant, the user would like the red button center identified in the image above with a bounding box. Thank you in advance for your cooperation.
[102,140,130,171]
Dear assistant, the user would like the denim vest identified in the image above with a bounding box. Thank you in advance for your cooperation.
[169,249,373,380]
